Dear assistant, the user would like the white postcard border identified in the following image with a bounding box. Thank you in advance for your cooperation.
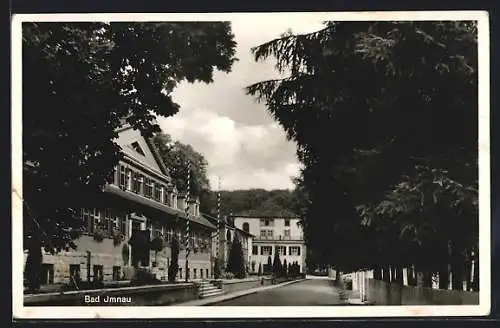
[11,11,491,319]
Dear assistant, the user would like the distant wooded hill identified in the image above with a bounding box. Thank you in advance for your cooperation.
[199,188,298,218]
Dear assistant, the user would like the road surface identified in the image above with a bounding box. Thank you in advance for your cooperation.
[208,278,348,306]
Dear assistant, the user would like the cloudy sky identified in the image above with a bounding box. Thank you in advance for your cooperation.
[157,16,325,191]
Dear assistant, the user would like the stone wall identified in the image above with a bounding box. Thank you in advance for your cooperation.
[24,234,212,284]
[366,279,479,305]
[24,283,199,306]
[222,278,263,294]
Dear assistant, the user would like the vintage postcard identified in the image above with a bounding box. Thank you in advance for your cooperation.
[12,11,490,319]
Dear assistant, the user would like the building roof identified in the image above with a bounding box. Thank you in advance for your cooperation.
[115,123,170,177]
[202,213,254,237]
[104,184,216,230]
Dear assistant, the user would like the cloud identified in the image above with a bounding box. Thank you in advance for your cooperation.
[157,17,324,190]
[158,108,300,191]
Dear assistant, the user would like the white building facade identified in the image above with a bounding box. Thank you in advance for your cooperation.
[232,216,306,274]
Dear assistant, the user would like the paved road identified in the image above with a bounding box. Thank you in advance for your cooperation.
[209,279,347,306]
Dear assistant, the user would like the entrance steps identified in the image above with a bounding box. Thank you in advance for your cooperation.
[198,280,223,298]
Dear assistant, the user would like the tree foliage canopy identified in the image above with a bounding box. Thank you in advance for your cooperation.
[200,188,298,218]
[247,21,478,275]
[22,22,237,252]
[152,132,211,196]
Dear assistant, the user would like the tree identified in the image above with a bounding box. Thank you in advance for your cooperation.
[199,189,298,218]
[168,236,180,283]
[247,21,478,289]
[267,256,272,274]
[227,237,246,278]
[258,263,262,276]
[22,22,237,287]
[273,250,283,277]
[152,133,210,196]
[283,258,288,276]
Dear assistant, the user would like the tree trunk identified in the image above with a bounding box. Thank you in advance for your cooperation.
[438,264,449,290]
[423,270,433,288]
[25,237,43,293]
[451,255,465,291]
[407,266,416,286]
[395,266,404,285]
[382,266,391,283]
[373,266,382,280]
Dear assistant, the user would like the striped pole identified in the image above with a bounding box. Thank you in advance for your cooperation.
[215,177,221,278]
[184,161,191,282]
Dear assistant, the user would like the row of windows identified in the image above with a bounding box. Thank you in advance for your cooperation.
[81,208,211,250]
[258,219,291,227]
[115,164,200,216]
[252,245,301,256]
[81,209,127,236]
[259,229,291,238]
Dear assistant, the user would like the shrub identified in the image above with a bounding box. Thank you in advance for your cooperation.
[168,237,180,283]
[93,230,105,242]
[150,237,164,252]
[121,243,130,266]
[131,268,161,286]
[227,238,245,278]
[224,272,235,280]
[214,259,221,279]
[113,233,124,246]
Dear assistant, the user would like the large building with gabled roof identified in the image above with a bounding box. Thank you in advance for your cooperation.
[30,123,217,286]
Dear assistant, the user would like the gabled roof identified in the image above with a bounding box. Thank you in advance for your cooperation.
[115,123,170,177]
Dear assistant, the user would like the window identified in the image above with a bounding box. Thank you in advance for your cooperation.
[289,246,301,256]
[112,266,121,281]
[119,165,128,189]
[41,264,54,285]
[252,246,258,255]
[154,183,162,202]
[69,264,81,284]
[285,219,290,227]
[179,268,182,279]
[265,219,270,226]
[284,229,291,239]
[277,246,287,255]
[89,209,105,233]
[131,141,145,156]
[260,246,272,256]
[93,265,104,282]
[260,230,266,238]
[144,177,153,198]
[206,269,209,278]
[120,214,127,235]
[193,268,197,279]
[132,172,142,194]
[81,209,92,232]
[153,222,163,239]
[242,222,249,233]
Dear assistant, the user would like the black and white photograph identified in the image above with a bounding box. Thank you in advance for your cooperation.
[11,11,490,318]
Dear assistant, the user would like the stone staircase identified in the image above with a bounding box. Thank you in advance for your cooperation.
[198,280,224,299]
